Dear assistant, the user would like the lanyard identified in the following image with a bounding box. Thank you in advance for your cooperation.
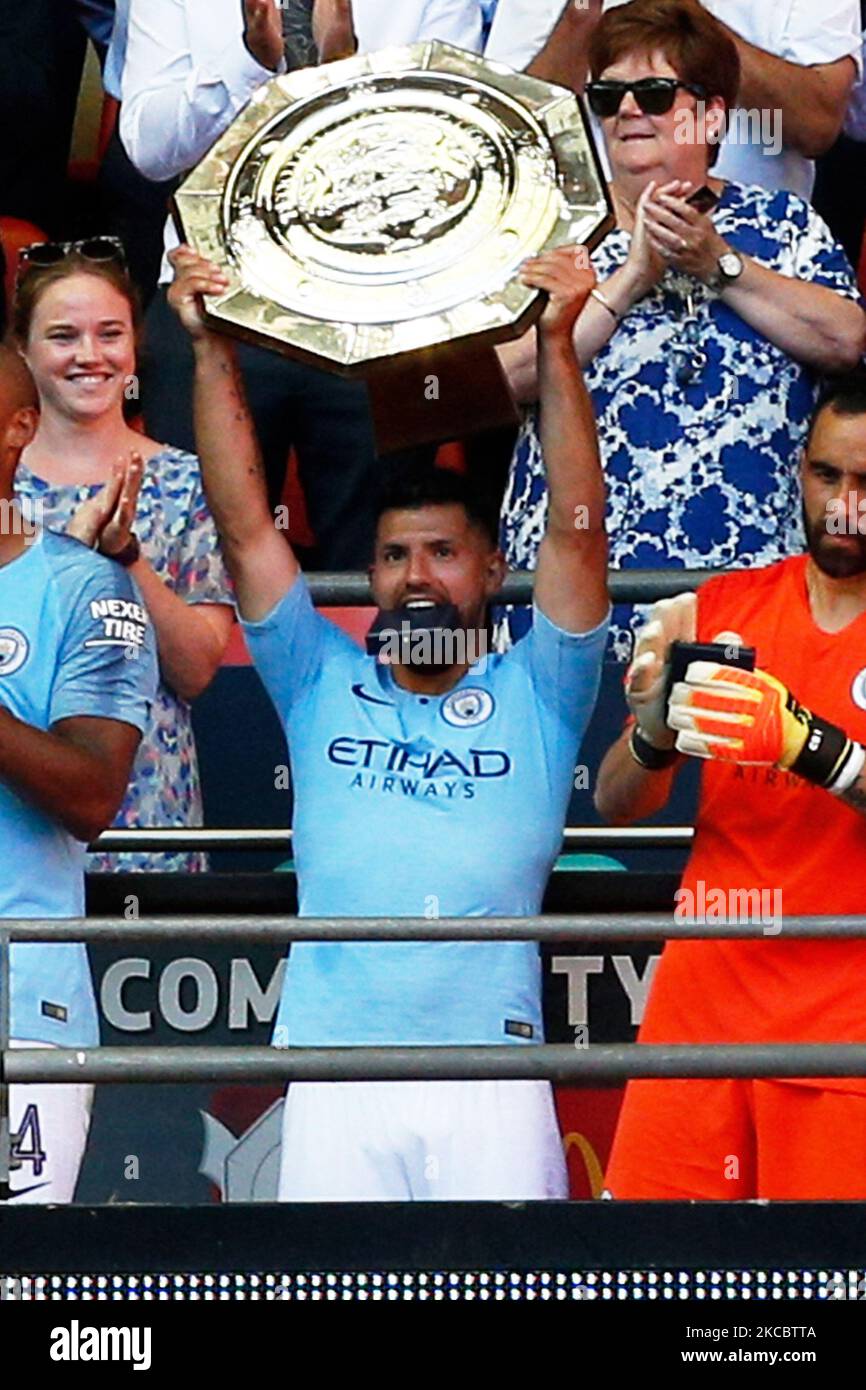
[668,280,709,385]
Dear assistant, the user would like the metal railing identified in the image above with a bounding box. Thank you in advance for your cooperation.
[8,1043,866,1085]
[2,914,866,1086]
[1,913,862,944]
[91,826,695,852]
[307,568,728,607]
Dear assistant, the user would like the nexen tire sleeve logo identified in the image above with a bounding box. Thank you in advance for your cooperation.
[87,598,149,651]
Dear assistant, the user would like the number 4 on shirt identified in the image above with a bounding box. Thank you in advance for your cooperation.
[10,1104,47,1176]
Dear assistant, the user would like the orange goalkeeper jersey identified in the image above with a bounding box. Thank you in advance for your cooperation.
[640,555,866,1087]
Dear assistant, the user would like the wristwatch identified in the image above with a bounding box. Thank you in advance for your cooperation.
[707,249,744,293]
[106,534,141,569]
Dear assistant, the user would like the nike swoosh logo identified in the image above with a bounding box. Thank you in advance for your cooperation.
[351,683,394,708]
[11,1182,49,1199]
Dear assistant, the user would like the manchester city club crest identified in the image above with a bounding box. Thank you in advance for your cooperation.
[0,628,30,677]
[440,688,494,728]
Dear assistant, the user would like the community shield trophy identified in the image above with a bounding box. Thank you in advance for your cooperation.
[173,41,613,448]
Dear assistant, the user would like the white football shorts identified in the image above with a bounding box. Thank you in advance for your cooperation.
[278,1078,568,1201]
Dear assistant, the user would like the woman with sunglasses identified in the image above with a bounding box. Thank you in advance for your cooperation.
[499,0,866,661]
[12,238,234,872]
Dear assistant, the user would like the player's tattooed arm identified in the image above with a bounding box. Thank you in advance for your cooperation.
[526,247,609,634]
[167,246,300,622]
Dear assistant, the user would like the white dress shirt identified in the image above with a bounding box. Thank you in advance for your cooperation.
[352,0,565,74]
[351,0,482,53]
[484,0,566,70]
[843,24,866,140]
[122,0,491,279]
[120,0,574,281]
[121,0,277,187]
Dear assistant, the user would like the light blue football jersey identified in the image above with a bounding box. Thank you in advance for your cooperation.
[243,576,608,1046]
[0,530,157,1046]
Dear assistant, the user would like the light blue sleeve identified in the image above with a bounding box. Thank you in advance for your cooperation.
[521,602,610,736]
[50,550,158,733]
[241,574,343,721]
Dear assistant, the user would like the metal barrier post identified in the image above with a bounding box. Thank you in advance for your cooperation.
[0,925,9,1201]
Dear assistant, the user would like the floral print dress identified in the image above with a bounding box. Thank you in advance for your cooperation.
[499,182,862,660]
[16,447,234,873]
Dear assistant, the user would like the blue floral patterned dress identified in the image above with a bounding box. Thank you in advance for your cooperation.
[16,447,233,873]
[499,183,862,659]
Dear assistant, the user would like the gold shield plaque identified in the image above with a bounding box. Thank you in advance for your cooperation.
[173,41,613,375]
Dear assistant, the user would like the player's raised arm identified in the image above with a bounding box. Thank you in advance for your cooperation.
[525,247,609,634]
[167,247,299,622]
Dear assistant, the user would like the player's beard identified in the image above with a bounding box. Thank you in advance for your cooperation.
[803,499,866,579]
[366,601,466,670]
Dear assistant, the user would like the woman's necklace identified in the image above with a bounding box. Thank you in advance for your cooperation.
[668,277,709,385]
[614,182,718,386]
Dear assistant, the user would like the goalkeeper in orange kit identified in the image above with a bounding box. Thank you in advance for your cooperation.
[594,372,866,1199]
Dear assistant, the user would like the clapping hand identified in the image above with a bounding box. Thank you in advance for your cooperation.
[625,593,698,749]
[623,179,672,297]
[68,454,144,560]
[642,182,729,282]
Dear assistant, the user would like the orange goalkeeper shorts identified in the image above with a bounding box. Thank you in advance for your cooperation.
[605,1077,866,1200]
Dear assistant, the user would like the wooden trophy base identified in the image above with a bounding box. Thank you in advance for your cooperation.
[367,345,520,455]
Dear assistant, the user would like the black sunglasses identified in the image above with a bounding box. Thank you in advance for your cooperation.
[586,77,706,119]
[17,236,127,280]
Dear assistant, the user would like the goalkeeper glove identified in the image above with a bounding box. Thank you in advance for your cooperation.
[668,662,866,793]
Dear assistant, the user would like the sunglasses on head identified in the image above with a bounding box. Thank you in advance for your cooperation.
[17,236,127,281]
[586,77,706,119]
